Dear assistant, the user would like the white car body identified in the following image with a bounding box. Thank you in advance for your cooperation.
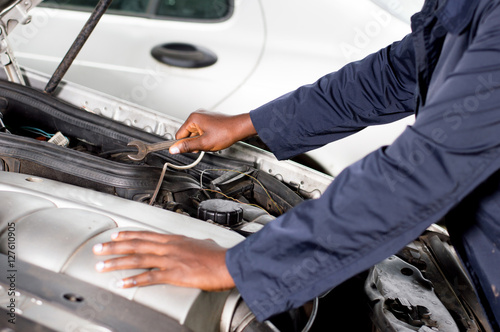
[10,0,422,175]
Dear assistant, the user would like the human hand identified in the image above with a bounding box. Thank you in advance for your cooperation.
[93,231,235,291]
[169,110,257,154]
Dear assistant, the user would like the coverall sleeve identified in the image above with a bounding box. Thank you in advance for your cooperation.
[227,4,500,322]
[249,34,417,160]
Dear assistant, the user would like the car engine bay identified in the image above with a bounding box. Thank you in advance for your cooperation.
[0,77,308,232]
[0,0,495,331]
[0,76,319,331]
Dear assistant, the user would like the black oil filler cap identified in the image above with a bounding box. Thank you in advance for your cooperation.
[197,199,243,226]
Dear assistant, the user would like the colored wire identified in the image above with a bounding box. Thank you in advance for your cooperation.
[20,126,54,138]
[200,168,283,215]
[202,188,271,215]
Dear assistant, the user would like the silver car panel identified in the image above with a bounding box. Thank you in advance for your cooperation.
[1,207,117,272]
[0,171,244,326]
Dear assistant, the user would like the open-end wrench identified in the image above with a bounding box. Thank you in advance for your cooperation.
[127,138,194,161]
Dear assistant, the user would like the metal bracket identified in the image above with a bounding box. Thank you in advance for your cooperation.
[0,0,43,84]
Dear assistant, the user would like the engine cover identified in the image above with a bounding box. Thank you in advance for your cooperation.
[0,171,244,331]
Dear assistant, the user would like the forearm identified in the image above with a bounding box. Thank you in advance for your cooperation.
[251,34,417,160]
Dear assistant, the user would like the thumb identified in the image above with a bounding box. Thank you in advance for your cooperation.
[169,137,203,154]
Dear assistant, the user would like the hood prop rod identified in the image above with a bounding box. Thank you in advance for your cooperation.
[44,0,113,95]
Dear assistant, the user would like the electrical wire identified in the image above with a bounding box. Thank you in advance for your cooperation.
[149,152,205,205]
[301,297,319,332]
[202,188,271,215]
[199,168,283,215]
[20,127,70,145]
[98,148,136,157]
[20,126,54,138]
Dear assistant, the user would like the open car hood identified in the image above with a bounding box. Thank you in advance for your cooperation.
[0,1,494,331]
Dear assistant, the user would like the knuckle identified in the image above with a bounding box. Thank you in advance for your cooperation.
[127,239,143,252]
[160,256,171,267]
[130,239,141,246]
[130,255,143,266]
[167,234,185,243]
[190,112,201,120]
[144,272,157,284]
[179,140,191,153]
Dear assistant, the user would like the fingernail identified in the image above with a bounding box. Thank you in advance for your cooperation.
[95,261,105,272]
[170,146,180,155]
[111,232,119,240]
[93,243,103,253]
[117,279,136,288]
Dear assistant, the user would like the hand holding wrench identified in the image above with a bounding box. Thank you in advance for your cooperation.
[127,137,196,161]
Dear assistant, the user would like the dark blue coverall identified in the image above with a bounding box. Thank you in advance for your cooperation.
[226,0,500,328]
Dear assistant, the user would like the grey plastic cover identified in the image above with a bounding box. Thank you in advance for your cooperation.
[0,171,244,329]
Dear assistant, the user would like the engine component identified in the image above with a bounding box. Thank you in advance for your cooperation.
[47,131,69,147]
[365,255,459,332]
[198,199,243,226]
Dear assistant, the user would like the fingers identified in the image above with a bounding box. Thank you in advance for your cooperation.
[172,110,228,154]
[93,239,158,256]
[103,259,230,290]
[95,254,167,273]
[93,235,182,257]
[118,270,195,289]
[119,270,170,288]
[172,112,211,154]
[96,261,176,289]
[171,110,257,155]
[93,236,176,288]
[169,136,203,155]
[92,231,235,291]
[108,230,180,243]
[175,110,207,139]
